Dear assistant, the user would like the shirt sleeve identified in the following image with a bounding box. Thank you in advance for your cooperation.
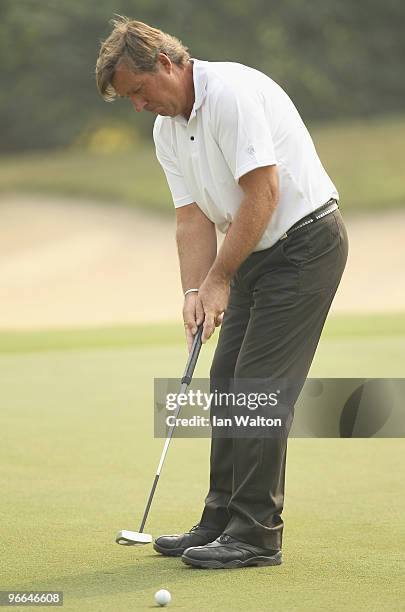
[211,85,277,181]
[153,119,195,208]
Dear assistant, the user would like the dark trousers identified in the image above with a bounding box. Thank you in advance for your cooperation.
[200,209,349,550]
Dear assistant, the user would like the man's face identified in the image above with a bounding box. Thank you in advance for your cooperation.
[112,55,184,117]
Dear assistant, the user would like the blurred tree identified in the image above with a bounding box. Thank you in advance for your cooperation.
[0,0,404,152]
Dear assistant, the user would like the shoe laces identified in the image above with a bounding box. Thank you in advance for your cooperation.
[189,523,201,533]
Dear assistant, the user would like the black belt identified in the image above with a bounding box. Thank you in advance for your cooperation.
[279,198,339,241]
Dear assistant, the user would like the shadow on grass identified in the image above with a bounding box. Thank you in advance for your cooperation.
[8,551,284,601]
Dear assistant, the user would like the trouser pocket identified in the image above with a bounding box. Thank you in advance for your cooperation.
[281,211,348,294]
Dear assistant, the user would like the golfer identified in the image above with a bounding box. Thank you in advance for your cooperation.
[96,17,348,569]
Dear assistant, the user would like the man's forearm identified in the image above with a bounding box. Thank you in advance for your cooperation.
[176,219,217,292]
[210,192,277,281]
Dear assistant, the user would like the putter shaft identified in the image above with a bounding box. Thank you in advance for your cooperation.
[119,325,203,543]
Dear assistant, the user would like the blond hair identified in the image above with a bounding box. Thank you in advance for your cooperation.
[96,16,190,101]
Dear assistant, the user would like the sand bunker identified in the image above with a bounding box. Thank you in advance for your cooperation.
[0,195,404,329]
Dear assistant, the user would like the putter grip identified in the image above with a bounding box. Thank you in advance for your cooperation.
[181,325,203,385]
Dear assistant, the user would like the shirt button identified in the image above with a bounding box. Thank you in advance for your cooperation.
[190,136,195,141]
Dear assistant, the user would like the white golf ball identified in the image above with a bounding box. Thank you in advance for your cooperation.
[155,589,171,607]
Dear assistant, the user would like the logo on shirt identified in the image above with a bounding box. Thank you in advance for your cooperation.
[247,145,256,156]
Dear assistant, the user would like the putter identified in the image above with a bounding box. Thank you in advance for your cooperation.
[116,325,203,546]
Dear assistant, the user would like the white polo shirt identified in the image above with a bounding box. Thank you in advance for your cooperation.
[153,59,338,251]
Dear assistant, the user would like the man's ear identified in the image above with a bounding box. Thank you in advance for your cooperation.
[157,53,172,73]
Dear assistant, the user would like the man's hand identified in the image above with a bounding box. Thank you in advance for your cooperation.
[183,292,205,352]
[197,273,229,344]
[183,279,227,350]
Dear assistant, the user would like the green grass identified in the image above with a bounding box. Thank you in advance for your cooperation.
[1,314,404,611]
[0,146,170,214]
[1,311,404,357]
[313,114,405,214]
[0,323,185,355]
[0,114,404,215]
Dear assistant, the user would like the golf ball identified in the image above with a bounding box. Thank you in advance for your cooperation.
[155,589,171,606]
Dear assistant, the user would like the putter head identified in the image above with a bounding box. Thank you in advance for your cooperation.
[115,530,153,546]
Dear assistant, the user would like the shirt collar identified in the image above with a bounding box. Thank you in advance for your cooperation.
[173,58,208,125]
[191,58,208,112]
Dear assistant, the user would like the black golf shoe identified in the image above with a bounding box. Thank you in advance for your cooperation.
[153,523,222,557]
[181,534,282,569]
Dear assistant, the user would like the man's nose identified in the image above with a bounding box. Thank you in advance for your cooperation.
[130,95,147,113]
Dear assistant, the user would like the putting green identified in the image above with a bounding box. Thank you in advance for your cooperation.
[0,315,404,610]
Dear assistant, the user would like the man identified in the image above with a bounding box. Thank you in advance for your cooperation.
[96,17,348,569]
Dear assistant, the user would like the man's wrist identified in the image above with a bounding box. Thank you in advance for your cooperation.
[209,262,233,284]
